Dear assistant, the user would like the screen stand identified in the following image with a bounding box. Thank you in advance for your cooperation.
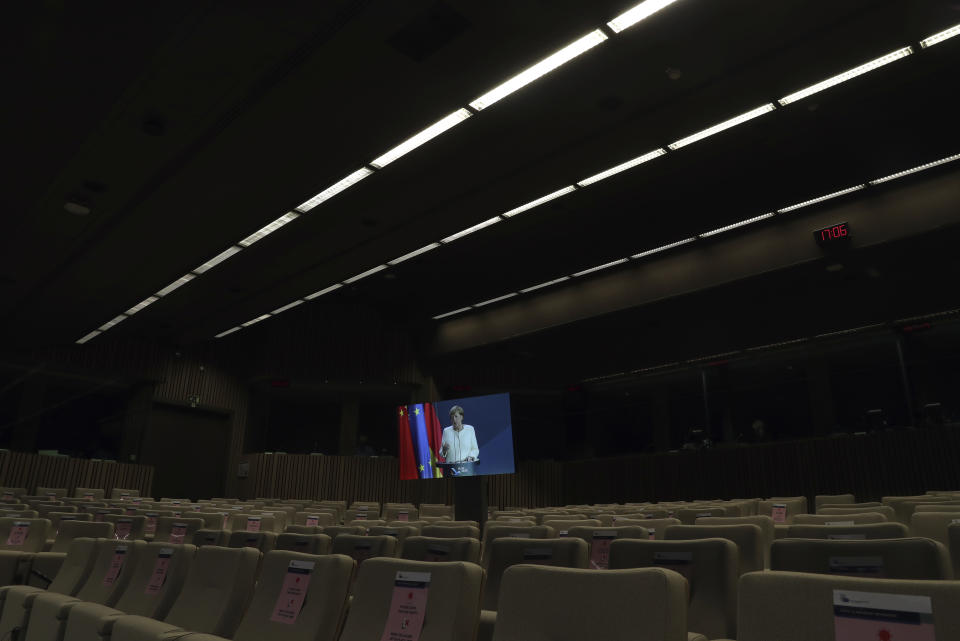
[453,474,487,527]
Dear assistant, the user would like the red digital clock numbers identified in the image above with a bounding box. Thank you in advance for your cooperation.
[814,222,851,248]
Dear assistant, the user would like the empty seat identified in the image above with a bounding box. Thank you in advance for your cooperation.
[320,526,365,541]
[0,518,52,585]
[542,520,601,536]
[368,526,417,550]
[152,518,204,544]
[103,515,146,541]
[483,537,588,611]
[480,525,554,564]
[382,506,418,522]
[818,505,897,520]
[419,504,454,518]
[665,524,765,574]
[344,508,380,522]
[0,489,28,502]
[347,519,386,528]
[0,510,38,520]
[757,499,804,525]
[400,536,480,564]
[226,531,276,553]
[735,570,960,641]
[793,512,887,525]
[331,534,396,565]
[677,507,728,525]
[229,514,278,534]
[293,513,337,527]
[813,494,855,510]
[339,557,481,641]
[770,537,951,579]
[768,496,808,513]
[608,537,738,640]
[695,516,775,566]
[565,527,655,569]
[36,488,68,500]
[274,533,332,555]
[192,530,226,547]
[109,488,141,501]
[785,522,909,540]
[74,489,106,501]
[910,511,960,548]
[285,525,320,535]
[421,524,480,539]
[818,501,883,510]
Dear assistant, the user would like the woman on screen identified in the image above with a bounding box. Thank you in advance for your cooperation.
[440,405,479,463]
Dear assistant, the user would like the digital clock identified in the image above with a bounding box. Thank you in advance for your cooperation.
[814,222,850,248]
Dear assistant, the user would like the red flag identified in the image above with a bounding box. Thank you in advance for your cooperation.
[397,406,418,480]
[424,402,445,477]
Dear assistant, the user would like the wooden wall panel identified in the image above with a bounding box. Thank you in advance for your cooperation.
[0,450,153,495]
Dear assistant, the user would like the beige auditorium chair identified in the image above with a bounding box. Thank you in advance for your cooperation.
[274,533,332,555]
[74,488,106,501]
[813,493,855,510]
[293,512,337,527]
[285,525,321,535]
[38,504,76,519]
[638,508,672,519]
[401,536,480,563]
[950,523,960,579]
[36,488,69,500]
[696,515,775,566]
[348,519,386,529]
[731,571,960,641]
[172,551,354,641]
[542,513,588,524]
[382,506,418,522]
[0,518,51,586]
[665,524,765,574]
[331,534,396,566]
[757,499,804,525]
[565,527,655,569]
[793,512,887,525]
[607,518,680,540]
[386,520,425,533]
[818,501,882,510]
[0,488,28,502]
[818,505,896,520]
[139,511,174,540]
[770,537,951,579]
[109,488,140,501]
[419,504,454,518]
[229,514,278,534]
[608,538,738,640]
[418,516,454,523]
[884,495,960,524]
[785,522,909,540]
[186,512,227,531]
[677,507,728,525]
[152,518,204,544]
[320,526,365,541]
[103,515,146,541]
[192,530,226,547]
[28,521,114,585]
[19,539,147,641]
[368,526,418,552]
[480,524,554,564]
[339,558,482,641]
[542,519,602,536]
[344,508,380,523]
[491,565,700,641]
[106,546,260,641]
[482,537,588,610]
[421,524,480,539]
[227,531,276,553]
[911,511,960,548]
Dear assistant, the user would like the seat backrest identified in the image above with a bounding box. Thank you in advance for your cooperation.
[543,520,602,536]
[602,517,680,540]
[911,511,960,547]
[187,512,227,530]
[677,506,727,525]
[227,530,277,552]
[0,517,51,552]
[275,533,332,555]
[566,527,661,569]
[915,504,960,513]
[75,539,147,606]
[103,515,146,541]
[286,525,321,535]
[771,537,951,579]
[49,511,90,530]
[36,487,68,499]
[819,501,882,510]
[786,522,909,540]
[491,565,690,641]
[949,523,960,579]
[483,537,588,610]
[192,529,227,546]
[419,504,454,518]
[0,487,28,501]
[794,512,888,525]
[321,525,366,540]
[294,512,337,527]
[52,520,114,552]
[331,534,397,565]
[383,506,419,522]
[736,570,960,641]
[45,537,100,594]
[818,505,897,520]
[768,496,808,513]
[400,536,480,564]
[230,514,278,533]
[368,526,418,549]
[0,509,39,519]
[814,494,855,510]
[481,524,554,563]
[38,503,76,518]
[421,524,480,539]
[75,487,106,500]
[154,517,204,543]
[162,545,261,636]
[109,542,197,618]
[695,515,775,566]
[608,537,739,640]
[345,508,381,522]
[110,488,141,500]
[665,524,765,574]
[757,499,805,524]
[339,558,482,641]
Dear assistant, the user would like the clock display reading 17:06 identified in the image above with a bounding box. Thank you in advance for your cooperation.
[814,222,850,247]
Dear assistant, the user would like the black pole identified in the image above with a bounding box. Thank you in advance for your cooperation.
[895,337,915,427]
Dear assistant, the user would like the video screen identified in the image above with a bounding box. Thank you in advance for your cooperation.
[397,392,515,480]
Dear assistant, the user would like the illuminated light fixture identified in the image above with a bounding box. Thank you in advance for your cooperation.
[576,148,666,187]
[869,152,960,184]
[747,338,807,351]
[155,274,196,297]
[776,185,864,213]
[239,212,299,247]
[607,0,682,33]
[433,306,472,320]
[270,300,305,315]
[519,276,570,293]
[571,258,629,277]
[777,46,913,106]
[474,292,518,307]
[469,30,608,111]
[295,168,374,212]
[343,264,388,284]
[215,327,242,338]
[631,362,680,374]
[194,246,242,274]
[440,216,502,244]
[699,212,774,237]
[76,330,101,345]
[241,314,271,327]
[687,350,740,363]
[631,237,697,259]
[668,104,776,150]
[502,186,577,218]
[97,315,127,331]
[920,23,960,48]
[304,283,342,300]
[815,323,884,339]
[124,296,159,316]
[387,243,441,266]
[371,109,472,169]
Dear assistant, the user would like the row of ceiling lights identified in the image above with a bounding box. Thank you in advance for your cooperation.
[75,0,690,345]
[200,22,960,338]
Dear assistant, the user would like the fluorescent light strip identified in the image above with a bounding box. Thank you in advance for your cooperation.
[607,0,682,33]
[668,104,776,150]
[631,237,697,259]
[98,315,127,331]
[474,292,518,307]
[270,300,305,315]
[241,314,271,327]
[387,243,441,266]
[519,276,570,293]
[125,296,159,316]
[869,153,960,184]
[469,30,608,111]
[239,212,299,247]
[777,46,913,106]
[194,246,242,274]
[577,148,666,187]
[76,330,101,345]
[502,186,577,218]
[304,283,342,300]
[343,264,387,284]
[572,258,628,277]
[920,23,960,48]
[776,185,864,213]
[295,168,374,212]
[155,274,196,297]
[371,109,472,169]
[440,216,502,244]
[433,307,472,320]
[699,213,774,237]
[215,327,242,339]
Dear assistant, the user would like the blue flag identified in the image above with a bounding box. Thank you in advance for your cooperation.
[407,404,434,479]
